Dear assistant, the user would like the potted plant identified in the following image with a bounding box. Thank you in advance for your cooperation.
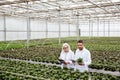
[77,58,83,65]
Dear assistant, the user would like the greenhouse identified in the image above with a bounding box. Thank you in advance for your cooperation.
[0,0,120,80]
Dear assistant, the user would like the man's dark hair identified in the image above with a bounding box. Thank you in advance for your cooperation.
[77,40,84,43]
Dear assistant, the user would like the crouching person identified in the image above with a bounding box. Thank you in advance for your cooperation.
[59,43,74,69]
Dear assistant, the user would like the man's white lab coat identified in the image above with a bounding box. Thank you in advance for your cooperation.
[74,48,91,72]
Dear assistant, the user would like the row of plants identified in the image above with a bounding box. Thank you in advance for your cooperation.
[0,37,120,51]
[0,45,120,71]
[89,64,120,72]
[89,50,120,72]
[0,71,38,80]
[0,46,60,60]
[0,59,120,80]
[0,37,120,72]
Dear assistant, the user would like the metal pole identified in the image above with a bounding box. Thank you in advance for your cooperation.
[4,14,6,41]
[68,23,70,37]
[91,19,93,37]
[26,1,30,48]
[79,28,81,37]
[108,20,110,37]
[89,16,91,39]
[27,17,30,48]
[46,17,48,38]
[97,18,99,37]
[103,19,105,37]
[58,9,61,44]
[76,13,79,41]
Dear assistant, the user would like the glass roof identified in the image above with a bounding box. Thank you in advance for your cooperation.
[0,0,120,23]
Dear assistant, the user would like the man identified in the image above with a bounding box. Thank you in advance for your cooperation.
[74,40,91,72]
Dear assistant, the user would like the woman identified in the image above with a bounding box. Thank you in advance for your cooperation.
[59,43,74,69]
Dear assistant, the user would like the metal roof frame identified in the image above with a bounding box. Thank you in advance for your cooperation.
[0,0,120,23]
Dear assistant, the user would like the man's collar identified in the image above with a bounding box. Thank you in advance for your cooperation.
[78,47,85,51]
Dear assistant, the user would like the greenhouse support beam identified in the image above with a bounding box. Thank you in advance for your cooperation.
[88,0,115,16]
[76,13,80,41]
[97,18,99,37]
[4,14,6,41]
[109,0,120,12]
[46,17,48,38]
[68,23,70,37]
[58,9,61,44]
[27,17,31,48]
[91,19,93,37]
[108,20,110,37]
[0,0,39,6]
[26,1,31,48]
[89,17,91,39]
[103,19,105,37]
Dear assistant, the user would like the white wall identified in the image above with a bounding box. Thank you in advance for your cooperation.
[0,16,76,41]
[0,16,120,41]
[79,18,120,37]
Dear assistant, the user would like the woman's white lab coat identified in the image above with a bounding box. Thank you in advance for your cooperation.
[59,51,75,69]
[59,43,74,69]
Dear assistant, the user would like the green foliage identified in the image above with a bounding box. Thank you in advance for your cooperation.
[0,37,120,72]
[77,57,83,63]
[0,59,120,80]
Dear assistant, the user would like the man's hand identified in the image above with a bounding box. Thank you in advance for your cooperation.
[78,63,85,66]
[72,60,76,63]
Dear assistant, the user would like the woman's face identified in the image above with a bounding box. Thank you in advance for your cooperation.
[63,45,69,53]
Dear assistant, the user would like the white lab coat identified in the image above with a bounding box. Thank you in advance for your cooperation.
[74,47,91,72]
[59,43,74,69]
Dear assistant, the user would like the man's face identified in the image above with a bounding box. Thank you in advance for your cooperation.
[77,43,84,50]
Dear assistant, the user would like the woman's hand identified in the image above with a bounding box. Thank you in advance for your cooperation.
[64,62,70,65]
